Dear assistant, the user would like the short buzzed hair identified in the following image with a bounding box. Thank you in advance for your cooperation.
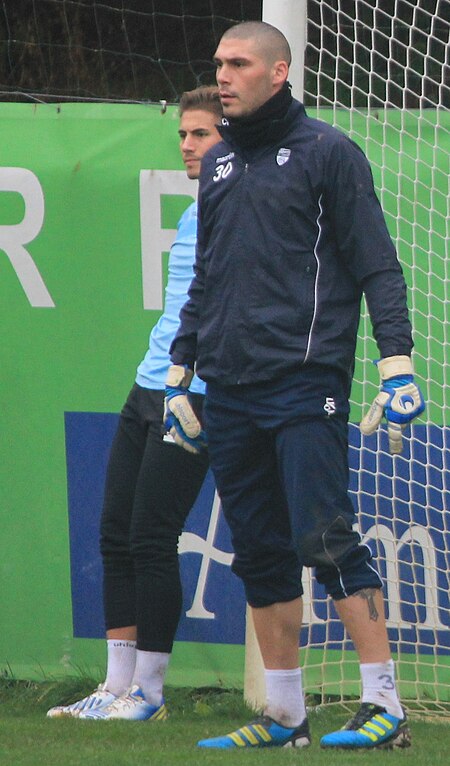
[221,21,292,67]
[179,85,222,119]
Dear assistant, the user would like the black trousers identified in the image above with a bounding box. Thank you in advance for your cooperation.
[100,383,209,652]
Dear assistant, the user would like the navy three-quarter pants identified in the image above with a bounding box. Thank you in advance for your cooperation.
[204,368,382,608]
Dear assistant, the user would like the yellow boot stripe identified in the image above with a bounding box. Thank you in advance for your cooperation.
[229,732,247,747]
[365,721,387,735]
[152,705,168,720]
[239,727,259,745]
[253,724,272,742]
[374,715,394,730]
[360,729,378,742]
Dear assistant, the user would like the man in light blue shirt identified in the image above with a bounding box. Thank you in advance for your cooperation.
[47,86,222,721]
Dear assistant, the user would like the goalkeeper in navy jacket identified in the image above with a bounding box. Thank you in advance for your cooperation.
[166,22,425,752]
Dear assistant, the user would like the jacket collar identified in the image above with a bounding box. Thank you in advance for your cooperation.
[218,82,304,149]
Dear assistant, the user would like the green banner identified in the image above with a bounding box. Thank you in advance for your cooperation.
[1,104,449,700]
[1,102,244,684]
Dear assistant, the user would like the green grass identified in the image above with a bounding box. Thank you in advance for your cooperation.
[1,679,449,766]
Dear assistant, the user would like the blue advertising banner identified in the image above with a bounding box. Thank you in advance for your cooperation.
[66,413,450,656]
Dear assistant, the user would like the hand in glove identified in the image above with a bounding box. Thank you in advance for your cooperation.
[360,355,425,455]
[164,364,207,454]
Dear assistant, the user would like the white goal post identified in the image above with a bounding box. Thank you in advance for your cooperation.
[244,0,450,716]
[262,0,308,98]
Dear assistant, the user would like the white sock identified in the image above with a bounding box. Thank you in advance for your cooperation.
[264,667,306,728]
[104,639,137,696]
[360,660,404,719]
[131,650,170,707]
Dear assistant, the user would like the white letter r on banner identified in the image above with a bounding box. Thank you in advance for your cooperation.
[0,167,54,307]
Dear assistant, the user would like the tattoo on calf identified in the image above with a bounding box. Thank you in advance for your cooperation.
[356,588,379,621]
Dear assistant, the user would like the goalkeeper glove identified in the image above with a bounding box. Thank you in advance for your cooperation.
[360,355,425,455]
[164,364,207,455]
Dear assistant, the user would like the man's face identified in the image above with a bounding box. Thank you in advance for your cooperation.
[214,37,280,119]
[178,109,221,179]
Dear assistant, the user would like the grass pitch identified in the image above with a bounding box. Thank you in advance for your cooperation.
[1,678,449,766]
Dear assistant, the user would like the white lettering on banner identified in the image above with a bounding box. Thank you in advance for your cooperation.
[0,167,54,307]
[178,491,233,619]
[180,496,446,631]
[139,169,197,310]
[362,523,447,630]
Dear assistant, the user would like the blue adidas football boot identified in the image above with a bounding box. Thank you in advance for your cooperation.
[197,715,311,749]
[320,703,411,749]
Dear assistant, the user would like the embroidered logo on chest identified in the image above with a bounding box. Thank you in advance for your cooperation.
[276,147,291,166]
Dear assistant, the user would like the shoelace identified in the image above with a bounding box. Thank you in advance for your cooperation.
[106,694,136,712]
[346,704,384,731]
[243,716,279,730]
[71,684,106,710]
[105,688,145,713]
[250,717,270,726]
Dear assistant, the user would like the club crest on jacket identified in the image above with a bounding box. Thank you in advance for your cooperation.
[277,147,291,165]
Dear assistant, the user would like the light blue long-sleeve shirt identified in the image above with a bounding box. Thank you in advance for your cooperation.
[136,202,205,394]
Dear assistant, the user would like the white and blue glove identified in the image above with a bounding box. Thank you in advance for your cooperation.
[164,364,207,454]
[360,355,425,455]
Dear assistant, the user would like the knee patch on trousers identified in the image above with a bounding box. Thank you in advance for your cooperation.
[314,517,382,599]
[299,515,360,568]
[321,515,362,566]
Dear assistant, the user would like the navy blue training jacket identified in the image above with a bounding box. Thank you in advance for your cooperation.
[171,99,413,385]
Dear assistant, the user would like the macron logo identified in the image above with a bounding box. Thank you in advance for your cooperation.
[215,151,235,163]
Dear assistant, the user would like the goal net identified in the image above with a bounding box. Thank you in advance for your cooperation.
[300,0,450,716]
